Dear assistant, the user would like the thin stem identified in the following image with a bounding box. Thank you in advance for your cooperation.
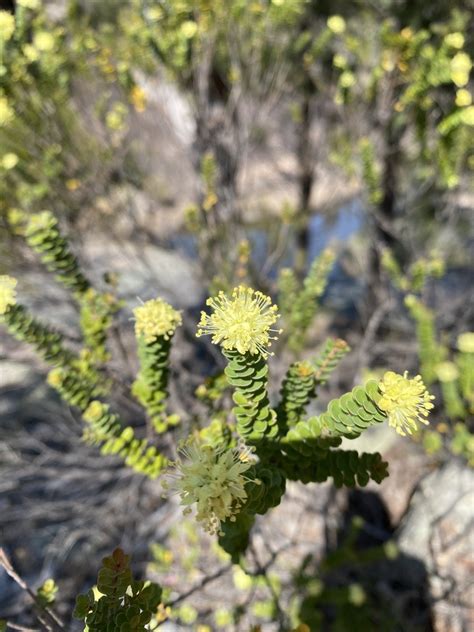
[0,549,66,632]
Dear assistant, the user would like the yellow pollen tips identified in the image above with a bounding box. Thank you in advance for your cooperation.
[133,298,182,344]
[0,275,17,314]
[378,371,434,437]
[196,285,282,357]
[164,440,255,536]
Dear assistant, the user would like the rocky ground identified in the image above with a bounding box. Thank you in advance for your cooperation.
[1,292,473,630]
[1,60,473,632]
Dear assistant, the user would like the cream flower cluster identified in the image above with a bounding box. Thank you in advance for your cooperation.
[133,298,182,343]
[378,371,434,436]
[197,285,281,357]
[165,441,257,535]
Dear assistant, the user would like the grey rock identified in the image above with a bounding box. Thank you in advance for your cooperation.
[396,459,474,631]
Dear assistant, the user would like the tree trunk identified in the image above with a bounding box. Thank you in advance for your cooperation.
[294,86,315,278]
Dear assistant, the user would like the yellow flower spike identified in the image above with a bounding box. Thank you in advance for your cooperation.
[133,297,182,343]
[457,332,474,354]
[164,440,257,536]
[196,286,282,357]
[378,371,434,437]
[0,275,17,314]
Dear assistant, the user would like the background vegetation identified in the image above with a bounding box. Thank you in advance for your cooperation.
[0,0,472,630]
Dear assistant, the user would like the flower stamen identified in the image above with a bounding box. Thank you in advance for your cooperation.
[378,371,434,437]
[164,440,258,535]
[133,297,182,343]
[196,285,282,357]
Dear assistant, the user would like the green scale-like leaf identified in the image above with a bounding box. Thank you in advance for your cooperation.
[223,350,279,444]
[132,334,178,435]
[3,304,75,366]
[319,381,387,438]
[25,212,90,295]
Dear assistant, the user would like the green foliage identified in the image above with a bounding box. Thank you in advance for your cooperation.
[0,0,146,235]
[79,289,120,365]
[225,349,279,444]
[404,295,444,384]
[381,249,445,294]
[25,210,90,295]
[359,138,383,205]
[349,13,473,192]
[132,334,179,434]
[73,548,162,632]
[300,380,387,439]
[137,0,307,90]
[277,360,316,431]
[0,1,469,628]
[277,338,350,431]
[279,248,336,352]
[450,423,474,466]
[293,518,401,631]
[47,365,106,410]
[82,401,167,478]
[312,337,351,387]
[1,303,75,366]
[37,579,58,607]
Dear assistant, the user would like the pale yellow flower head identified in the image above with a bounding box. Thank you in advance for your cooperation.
[83,400,108,423]
[450,51,472,87]
[378,371,434,437]
[197,286,281,357]
[0,275,17,314]
[0,97,14,127]
[456,89,472,107]
[134,297,182,343]
[444,32,465,49]
[33,31,55,52]
[457,332,474,354]
[0,10,15,41]
[180,20,198,39]
[17,0,41,8]
[2,153,19,170]
[327,15,346,34]
[436,362,459,383]
[164,440,256,535]
[47,367,64,388]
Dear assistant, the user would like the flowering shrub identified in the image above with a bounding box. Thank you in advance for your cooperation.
[0,210,436,568]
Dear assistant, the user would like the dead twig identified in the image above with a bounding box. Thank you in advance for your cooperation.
[0,549,66,632]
